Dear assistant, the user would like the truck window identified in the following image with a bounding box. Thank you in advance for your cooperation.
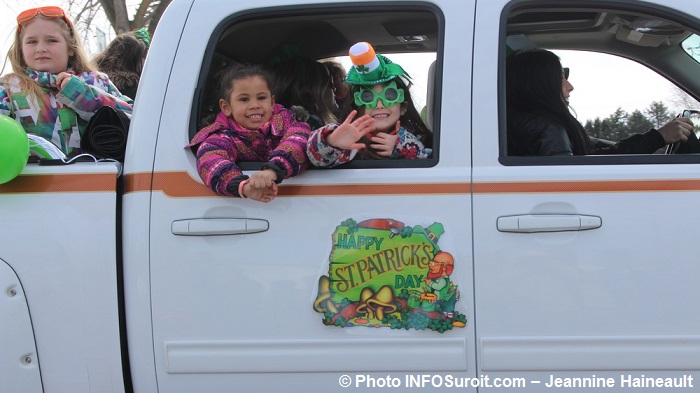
[501,4,700,164]
[191,5,443,169]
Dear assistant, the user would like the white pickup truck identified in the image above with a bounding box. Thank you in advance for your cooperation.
[2,0,699,392]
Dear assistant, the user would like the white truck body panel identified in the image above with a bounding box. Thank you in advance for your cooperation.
[472,0,700,383]
[0,163,122,393]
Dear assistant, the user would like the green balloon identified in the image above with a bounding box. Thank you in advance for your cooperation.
[0,115,29,184]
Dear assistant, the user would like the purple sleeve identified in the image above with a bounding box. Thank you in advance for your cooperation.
[193,131,247,196]
[268,109,312,178]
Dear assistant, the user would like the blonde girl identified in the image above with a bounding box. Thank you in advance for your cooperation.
[1,6,133,156]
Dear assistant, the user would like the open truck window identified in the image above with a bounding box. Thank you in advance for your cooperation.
[501,4,700,165]
[191,4,443,169]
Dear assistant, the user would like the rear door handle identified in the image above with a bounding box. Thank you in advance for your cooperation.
[497,214,601,233]
[171,218,269,236]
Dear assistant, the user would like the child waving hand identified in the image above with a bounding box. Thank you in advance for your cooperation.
[307,42,432,167]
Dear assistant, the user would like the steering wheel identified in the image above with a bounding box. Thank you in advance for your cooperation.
[665,140,683,154]
[665,132,700,154]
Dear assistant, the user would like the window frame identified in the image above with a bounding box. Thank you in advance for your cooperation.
[498,1,700,166]
[189,2,445,170]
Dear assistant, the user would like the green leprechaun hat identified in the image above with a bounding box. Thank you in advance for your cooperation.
[425,223,444,243]
[410,222,445,251]
[346,42,410,85]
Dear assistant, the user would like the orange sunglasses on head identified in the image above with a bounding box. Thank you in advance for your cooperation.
[17,6,72,31]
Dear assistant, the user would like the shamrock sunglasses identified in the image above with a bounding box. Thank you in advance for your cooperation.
[354,81,405,109]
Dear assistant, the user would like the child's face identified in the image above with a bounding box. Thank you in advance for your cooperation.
[20,18,73,74]
[359,83,405,133]
[219,76,274,130]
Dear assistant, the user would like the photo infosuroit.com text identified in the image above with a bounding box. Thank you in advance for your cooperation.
[338,373,695,389]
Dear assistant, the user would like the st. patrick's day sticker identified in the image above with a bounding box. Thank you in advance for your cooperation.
[313,218,467,333]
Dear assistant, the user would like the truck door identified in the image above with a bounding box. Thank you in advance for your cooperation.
[0,162,123,393]
[144,1,478,392]
[472,0,700,389]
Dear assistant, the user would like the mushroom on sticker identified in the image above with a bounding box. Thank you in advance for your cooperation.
[355,285,397,321]
[366,285,397,320]
[354,286,376,320]
[313,275,338,313]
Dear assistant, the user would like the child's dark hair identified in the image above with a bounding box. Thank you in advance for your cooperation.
[198,63,273,127]
[341,77,433,159]
[323,59,348,97]
[93,33,147,77]
[268,56,337,127]
[218,63,273,101]
[506,49,593,155]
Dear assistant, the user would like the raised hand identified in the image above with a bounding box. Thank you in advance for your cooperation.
[56,72,72,90]
[327,110,376,150]
[370,120,400,157]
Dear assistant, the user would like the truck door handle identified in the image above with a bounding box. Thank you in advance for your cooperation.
[497,214,601,233]
[171,218,269,236]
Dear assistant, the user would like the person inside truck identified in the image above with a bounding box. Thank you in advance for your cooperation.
[323,59,350,115]
[93,30,149,100]
[307,42,433,167]
[0,6,134,157]
[506,48,693,156]
[266,45,338,130]
[186,63,311,202]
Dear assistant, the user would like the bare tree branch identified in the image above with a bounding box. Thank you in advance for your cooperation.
[132,0,155,28]
[112,0,131,34]
[669,86,700,113]
[72,0,171,38]
[66,0,104,51]
[99,0,117,29]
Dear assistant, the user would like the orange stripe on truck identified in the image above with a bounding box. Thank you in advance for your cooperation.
[0,173,116,194]
[134,171,471,197]
[4,171,700,196]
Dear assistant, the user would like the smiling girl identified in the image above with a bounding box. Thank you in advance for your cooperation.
[307,42,432,167]
[186,63,311,202]
[0,6,133,156]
